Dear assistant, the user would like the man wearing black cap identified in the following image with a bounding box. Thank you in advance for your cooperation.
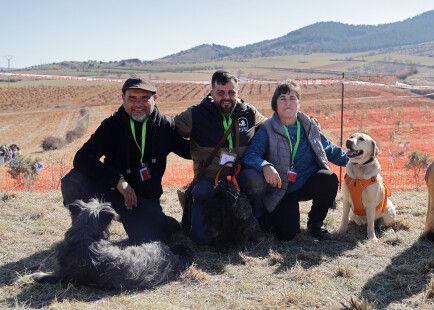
[61,78,190,245]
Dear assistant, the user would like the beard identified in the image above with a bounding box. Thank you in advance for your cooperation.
[131,113,148,122]
[216,99,236,116]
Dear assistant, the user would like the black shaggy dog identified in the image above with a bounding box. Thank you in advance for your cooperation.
[32,199,192,290]
[203,179,264,252]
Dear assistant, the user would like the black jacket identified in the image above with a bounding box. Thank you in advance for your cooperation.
[74,105,190,199]
[175,95,266,178]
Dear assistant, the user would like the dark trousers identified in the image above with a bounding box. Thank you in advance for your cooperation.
[61,169,180,245]
[269,169,338,241]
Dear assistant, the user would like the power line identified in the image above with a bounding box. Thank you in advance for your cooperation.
[4,55,14,86]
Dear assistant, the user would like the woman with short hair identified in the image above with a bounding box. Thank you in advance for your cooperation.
[243,80,348,241]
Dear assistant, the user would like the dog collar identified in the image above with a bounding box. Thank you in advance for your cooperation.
[361,157,375,165]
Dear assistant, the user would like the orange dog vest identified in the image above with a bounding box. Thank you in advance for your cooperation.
[344,174,391,216]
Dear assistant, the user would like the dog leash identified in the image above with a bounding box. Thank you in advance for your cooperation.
[214,161,241,192]
[194,116,239,182]
[179,117,238,230]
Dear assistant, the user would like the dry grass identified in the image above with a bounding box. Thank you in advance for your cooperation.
[336,264,355,278]
[392,219,411,231]
[342,296,373,310]
[0,189,433,309]
[426,278,434,299]
[181,265,208,283]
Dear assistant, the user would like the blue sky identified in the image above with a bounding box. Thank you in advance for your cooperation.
[2,0,434,68]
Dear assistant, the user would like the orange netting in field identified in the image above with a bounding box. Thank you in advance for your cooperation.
[0,80,432,192]
[0,158,428,192]
[0,161,194,192]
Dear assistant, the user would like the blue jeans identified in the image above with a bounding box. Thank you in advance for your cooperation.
[61,169,180,245]
[190,168,266,245]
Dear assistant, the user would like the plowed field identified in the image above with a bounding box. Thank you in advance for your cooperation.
[0,79,432,191]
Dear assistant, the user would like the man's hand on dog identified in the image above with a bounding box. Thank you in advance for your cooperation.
[116,178,137,209]
[263,165,282,188]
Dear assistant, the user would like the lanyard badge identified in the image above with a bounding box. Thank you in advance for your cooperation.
[287,168,297,183]
[283,120,301,184]
[219,151,237,167]
[139,163,151,181]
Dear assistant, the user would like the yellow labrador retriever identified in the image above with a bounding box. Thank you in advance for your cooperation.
[338,133,396,241]
[425,161,434,241]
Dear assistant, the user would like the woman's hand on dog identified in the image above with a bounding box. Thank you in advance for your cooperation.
[263,165,282,188]
[116,178,137,209]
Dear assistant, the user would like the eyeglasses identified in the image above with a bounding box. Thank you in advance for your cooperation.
[126,95,154,104]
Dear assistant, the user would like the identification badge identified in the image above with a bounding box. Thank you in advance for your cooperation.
[139,164,151,181]
[219,151,237,166]
[287,168,297,183]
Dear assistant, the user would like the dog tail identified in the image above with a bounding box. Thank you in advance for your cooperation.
[31,271,59,284]
[171,244,194,270]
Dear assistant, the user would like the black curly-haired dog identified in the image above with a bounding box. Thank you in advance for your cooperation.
[32,199,192,290]
[203,179,264,252]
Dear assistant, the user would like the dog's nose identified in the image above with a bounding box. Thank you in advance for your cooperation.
[346,140,352,149]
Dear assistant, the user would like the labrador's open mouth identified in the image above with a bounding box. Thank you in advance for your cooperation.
[347,149,363,158]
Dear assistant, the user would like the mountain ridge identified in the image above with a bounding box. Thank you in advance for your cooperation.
[159,10,434,63]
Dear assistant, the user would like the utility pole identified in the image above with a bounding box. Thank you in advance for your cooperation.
[339,72,345,189]
[4,55,14,86]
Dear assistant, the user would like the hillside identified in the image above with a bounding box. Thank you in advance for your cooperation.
[158,44,232,63]
[377,41,434,57]
[18,10,434,84]
[160,10,434,63]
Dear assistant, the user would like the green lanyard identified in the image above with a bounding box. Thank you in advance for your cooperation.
[222,115,233,151]
[282,120,301,168]
[130,118,148,163]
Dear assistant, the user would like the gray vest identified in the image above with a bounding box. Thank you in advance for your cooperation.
[262,112,329,212]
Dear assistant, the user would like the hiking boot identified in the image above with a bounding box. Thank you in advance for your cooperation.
[308,226,333,241]
[330,199,337,209]
[249,228,267,243]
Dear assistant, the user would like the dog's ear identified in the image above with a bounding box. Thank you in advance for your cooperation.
[67,201,84,218]
[371,140,379,157]
[99,209,117,228]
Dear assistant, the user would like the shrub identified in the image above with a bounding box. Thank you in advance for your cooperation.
[396,67,418,80]
[65,107,89,143]
[41,136,65,151]
[7,154,42,188]
[406,151,431,191]
[65,128,85,143]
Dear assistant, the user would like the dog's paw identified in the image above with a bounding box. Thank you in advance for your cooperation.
[368,236,379,242]
[249,229,267,243]
[337,227,348,235]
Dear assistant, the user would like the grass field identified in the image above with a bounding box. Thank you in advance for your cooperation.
[0,189,432,309]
